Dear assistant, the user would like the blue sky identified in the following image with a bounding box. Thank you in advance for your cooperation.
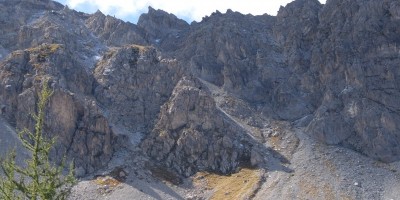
[54,0,326,23]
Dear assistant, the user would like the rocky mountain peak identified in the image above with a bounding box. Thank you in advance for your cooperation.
[137,6,189,44]
[277,0,321,19]
[93,9,104,16]
[138,6,189,28]
[85,10,147,46]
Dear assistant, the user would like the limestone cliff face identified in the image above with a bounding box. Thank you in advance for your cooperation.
[0,44,112,175]
[0,0,399,177]
[137,6,189,49]
[85,11,147,47]
[93,45,183,134]
[305,0,400,162]
[142,77,264,176]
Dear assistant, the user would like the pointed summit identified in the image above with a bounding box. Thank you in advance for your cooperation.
[137,7,189,43]
[147,6,157,14]
[94,9,104,15]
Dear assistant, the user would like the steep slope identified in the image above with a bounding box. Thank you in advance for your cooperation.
[85,10,147,46]
[0,43,112,174]
[137,6,189,49]
[305,0,400,162]
[141,77,268,176]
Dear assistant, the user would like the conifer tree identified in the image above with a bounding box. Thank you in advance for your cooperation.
[0,79,76,200]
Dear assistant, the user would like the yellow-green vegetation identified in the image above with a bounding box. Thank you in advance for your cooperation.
[92,176,123,195]
[28,44,63,66]
[28,43,63,54]
[11,51,24,56]
[194,168,261,200]
[93,176,121,188]
[0,79,76,200]
[32,63,42,70]
[130,44,149,53]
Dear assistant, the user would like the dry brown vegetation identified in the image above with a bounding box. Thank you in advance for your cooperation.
[129,44,149,53]
[194,168,261,200]
[93,176,122,188]
[28,43,62,55]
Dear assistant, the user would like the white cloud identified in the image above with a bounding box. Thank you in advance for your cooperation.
[62,0,327,23]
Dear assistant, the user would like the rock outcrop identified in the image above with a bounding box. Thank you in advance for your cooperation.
[93,45,183,134]
[0,43,112,174]
[305,0,400,162]
[137,7,189,50]
[85,10,147,46]
[142,77,263,176]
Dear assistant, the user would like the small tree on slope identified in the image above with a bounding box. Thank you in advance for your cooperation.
[0,79,76,200]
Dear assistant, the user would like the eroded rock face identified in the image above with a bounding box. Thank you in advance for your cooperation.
[85,10,147,46]
[142,77,256,176]
[0,44,113,174]
[137,6,189,49]
[0,0,64,51]
[93,45,183,133]
[304,0,400,162]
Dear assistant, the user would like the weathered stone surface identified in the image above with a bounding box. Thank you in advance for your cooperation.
[137,7,189,49]
[85,10,147,47]
[0,0,64,50]
[93,45,183,133]
[142,77,256,176]
[0,44,112,174]
[304,0,400,162]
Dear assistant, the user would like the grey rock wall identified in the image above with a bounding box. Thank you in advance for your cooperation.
[142,77,259,176]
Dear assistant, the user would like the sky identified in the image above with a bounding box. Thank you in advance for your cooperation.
[54,0,327,23]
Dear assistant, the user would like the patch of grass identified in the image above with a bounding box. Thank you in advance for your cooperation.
[92,175,123,195]
[48,43,61,53]
[130,44,148,53]
[194,168,261,200]
[11,51,24,56]
[92,167,127,195]
[32,63,41,69]
[28,43,62,54]
[28,44,63,63]
[93,176,121,188]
